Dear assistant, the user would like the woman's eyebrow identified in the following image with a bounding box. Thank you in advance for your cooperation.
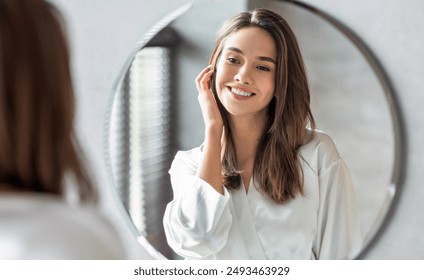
[225,46,276,64]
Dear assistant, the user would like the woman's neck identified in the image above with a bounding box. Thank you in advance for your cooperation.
[229,114,267,164]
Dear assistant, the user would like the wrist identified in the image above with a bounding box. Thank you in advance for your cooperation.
[205,125,223,139]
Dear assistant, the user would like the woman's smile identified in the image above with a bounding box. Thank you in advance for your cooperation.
[227,86,256,100]
[230,87,254,97]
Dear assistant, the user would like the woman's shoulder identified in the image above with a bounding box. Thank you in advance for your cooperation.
[299,129,342,174]
[174,145,203,160]
[170,145,203,173]
[0,194,126,259]
[301,129,340,154]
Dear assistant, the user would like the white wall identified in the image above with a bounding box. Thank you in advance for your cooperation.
[50,0,424,259]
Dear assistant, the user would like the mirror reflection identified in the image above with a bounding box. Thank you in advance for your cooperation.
[106,0,401,259]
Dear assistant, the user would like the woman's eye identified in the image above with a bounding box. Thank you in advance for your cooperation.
[257,65,270,72]
[227,57,239,64]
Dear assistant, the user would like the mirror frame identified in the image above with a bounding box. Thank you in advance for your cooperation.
[103,0,405,259]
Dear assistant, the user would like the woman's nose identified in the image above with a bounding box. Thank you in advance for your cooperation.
[234,66,253,85]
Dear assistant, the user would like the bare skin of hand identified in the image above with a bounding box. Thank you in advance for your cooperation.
[196,65,223,136]
[195,65,225,195]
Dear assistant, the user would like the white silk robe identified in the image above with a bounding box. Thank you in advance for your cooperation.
[163,130,362,259]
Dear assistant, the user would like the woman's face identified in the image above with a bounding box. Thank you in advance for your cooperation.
[215,26,277,121]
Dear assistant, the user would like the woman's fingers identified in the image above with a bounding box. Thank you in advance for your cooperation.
[195,66,223,131]
[196,65,213,93]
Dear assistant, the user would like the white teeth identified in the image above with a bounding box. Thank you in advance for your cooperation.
[231,87,253,97]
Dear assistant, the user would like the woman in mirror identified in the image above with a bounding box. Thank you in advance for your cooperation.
[163,8,361,260]
[0,0,125,259]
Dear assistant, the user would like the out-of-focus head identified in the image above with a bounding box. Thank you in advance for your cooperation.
[0,0,95,201]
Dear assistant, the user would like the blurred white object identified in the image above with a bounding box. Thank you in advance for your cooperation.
[0,193,126,259]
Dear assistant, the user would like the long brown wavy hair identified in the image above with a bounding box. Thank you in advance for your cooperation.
[208,9,315,203]
[0,0,97,202]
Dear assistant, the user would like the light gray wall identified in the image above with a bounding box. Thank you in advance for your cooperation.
[50,0,424,259]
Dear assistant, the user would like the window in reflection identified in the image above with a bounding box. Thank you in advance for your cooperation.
[114,45,176,259]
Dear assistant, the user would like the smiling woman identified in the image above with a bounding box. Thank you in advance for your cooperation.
[162,8,361,260]
[105,0,403,260]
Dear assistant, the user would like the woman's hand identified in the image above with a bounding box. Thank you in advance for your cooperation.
[195,66,224,194]
[196,65,223,136]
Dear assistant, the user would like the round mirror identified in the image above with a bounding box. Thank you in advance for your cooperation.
[105,0,404,259]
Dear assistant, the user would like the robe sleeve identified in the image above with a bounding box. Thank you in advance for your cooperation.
[313,158,362,259]
[163,150,232,259]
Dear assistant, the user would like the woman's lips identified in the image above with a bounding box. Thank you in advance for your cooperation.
[231,87,253,97]
[227,86,255,100]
